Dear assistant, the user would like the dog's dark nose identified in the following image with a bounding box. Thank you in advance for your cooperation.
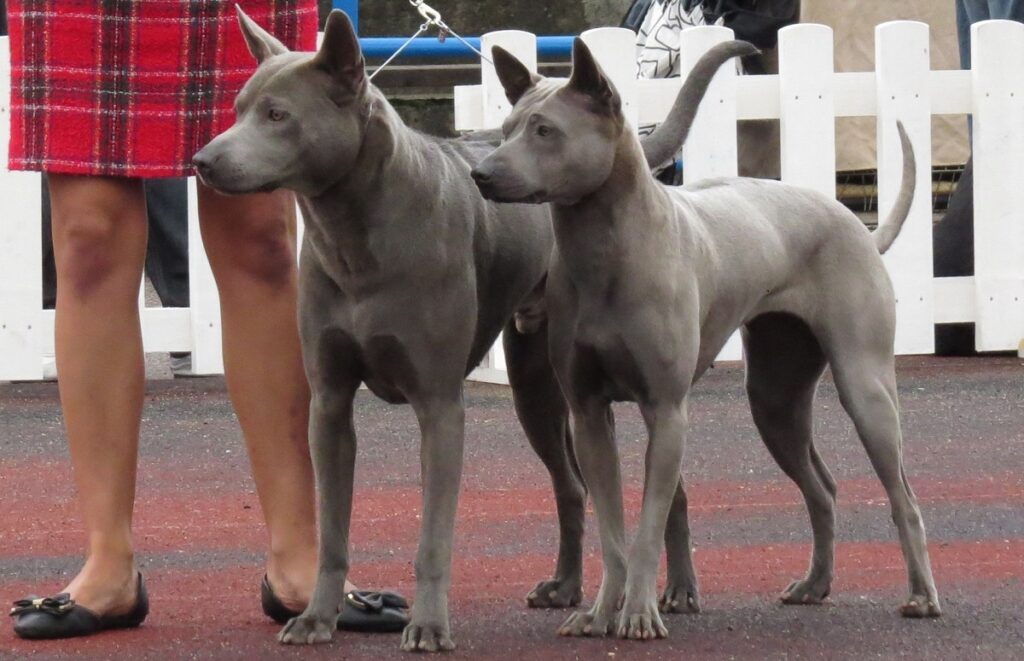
[192,151,215,179]
[470,167,491,185]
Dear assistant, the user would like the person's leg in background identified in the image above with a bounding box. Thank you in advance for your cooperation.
[143,178,189,309]
[41,175,56,310]
[988,0,1024,23]
[933,1,994,352]
[195,184,354,609]
[957,1,983,71]
[47,174,149,615]
[142,178,193,374]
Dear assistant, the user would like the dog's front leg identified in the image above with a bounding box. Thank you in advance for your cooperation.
[401,393,466,653]
[558,402,627,638]
[618,399,691,640]
[278,384,358,645]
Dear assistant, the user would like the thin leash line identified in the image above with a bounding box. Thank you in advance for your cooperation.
[367,22,429,81]
[367,0,491,82]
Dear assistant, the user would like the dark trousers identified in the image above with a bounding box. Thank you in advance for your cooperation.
[956,0,1024,69]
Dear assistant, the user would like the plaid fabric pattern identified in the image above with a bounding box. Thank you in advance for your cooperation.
[7,0,317,178]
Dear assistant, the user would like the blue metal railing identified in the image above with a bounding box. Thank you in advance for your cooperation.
[360,36,574,59]
[331,1,575,60]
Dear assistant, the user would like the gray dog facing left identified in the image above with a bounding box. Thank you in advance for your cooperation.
[474,39,941,640]
[192,9,587,652]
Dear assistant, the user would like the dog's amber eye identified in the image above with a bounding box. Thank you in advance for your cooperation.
[537,125,551,137]
[268,108,286,122]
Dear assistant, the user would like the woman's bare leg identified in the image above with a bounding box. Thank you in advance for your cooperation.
[196,184,355,609]
[48,174,148,614]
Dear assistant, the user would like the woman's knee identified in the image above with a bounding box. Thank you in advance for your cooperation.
[201,190,296,289]
[49,177,147,298]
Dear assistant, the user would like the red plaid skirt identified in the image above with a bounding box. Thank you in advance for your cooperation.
[6,0,318,178]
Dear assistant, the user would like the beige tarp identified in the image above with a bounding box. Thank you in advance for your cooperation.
[802,0,969,170]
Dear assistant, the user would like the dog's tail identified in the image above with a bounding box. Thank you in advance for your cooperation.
[873,121,916,255]
[640,40,759,169]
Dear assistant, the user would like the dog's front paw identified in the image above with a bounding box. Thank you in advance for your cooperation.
[401,621,455,653]
[557,609,614,637]
[526,578,582,609]
[616,600,668,640]
[659,583,700,614]
[900,594,941,618]
[278,613,336,645]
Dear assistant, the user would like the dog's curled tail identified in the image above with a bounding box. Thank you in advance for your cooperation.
[640,40,760,169]
[873,121,916,254]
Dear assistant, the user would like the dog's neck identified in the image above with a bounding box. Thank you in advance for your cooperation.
[550,128,671,284]
[314,88,431,208]
[302,89,447,276]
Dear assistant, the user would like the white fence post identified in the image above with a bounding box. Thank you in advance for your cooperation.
[778,24,835,197]
[472,30,538,384]
[0,37,43,381]
[681,25,738,185]
[876,20,934,355]
[972,19,1024,352]
[581,28,639,128]
[186,178,224,374]
[0,179,42,382]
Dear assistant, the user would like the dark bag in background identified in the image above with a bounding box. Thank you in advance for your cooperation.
[700,0,799,49]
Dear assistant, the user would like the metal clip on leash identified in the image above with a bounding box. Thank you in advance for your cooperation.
[368,0,491,82]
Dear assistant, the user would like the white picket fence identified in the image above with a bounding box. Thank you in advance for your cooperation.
[1,20,1022,383]
[457,20,1024,363]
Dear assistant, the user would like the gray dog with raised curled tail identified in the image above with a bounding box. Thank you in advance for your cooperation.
[472,38,941,640]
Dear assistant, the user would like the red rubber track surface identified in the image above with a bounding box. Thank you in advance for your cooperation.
[1,356,1022,659]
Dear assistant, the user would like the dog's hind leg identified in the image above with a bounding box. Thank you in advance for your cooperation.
[503,320,587,609]
[742,313,835,606]
[660,476,701,614]
[825,331,941,618]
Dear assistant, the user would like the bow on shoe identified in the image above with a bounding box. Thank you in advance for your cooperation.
[10,595,75,618]
[345,591,408,614]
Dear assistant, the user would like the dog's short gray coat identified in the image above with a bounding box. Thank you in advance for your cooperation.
[193,9,709,653]
[473,38,941,641]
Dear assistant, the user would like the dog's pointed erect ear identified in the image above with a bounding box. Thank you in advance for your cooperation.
[568,38,617,113]
[492,46,539,106]
[313,10,366,94]
[236,5,289,63]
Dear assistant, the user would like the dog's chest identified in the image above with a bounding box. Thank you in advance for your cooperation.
[316,325,417,405]
[568,329,650,404]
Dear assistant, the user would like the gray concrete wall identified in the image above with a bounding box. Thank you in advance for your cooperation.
[319,0,629,35]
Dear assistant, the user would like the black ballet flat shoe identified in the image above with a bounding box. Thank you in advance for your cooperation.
[338,590,410,633]
[260,574,300,625]
[261,575,409,633]
[10,573,149,640]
